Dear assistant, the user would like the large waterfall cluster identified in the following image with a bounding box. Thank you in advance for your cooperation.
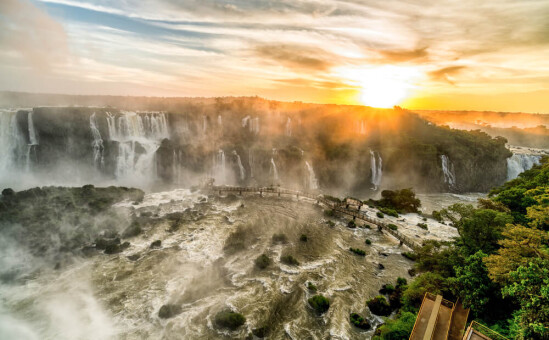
[106,111,169,182]
[0,109,38,175]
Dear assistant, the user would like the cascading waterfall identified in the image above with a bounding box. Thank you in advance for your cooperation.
[251,117,259,134]
[202,116,208,134]
[507,154,541,180]
[270,158,279,182]
[214,149,227,184]
[305,161,319,190]
[217,115,222,126]
[440,155,456,189]
[232,150,246,181]
[242,115,250,127]
[26,110,39,172]
[285,117,292,136]
[106,111,168,183]
[89,113,104,169]
[370,149,383,190]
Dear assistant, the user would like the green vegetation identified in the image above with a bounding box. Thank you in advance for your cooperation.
[387,224,398,231]
[324,209,336,217]
[307,282,318,293]
[255,254,271,269]
[349,248,366,256]
[350,313,371,330]
[365,239,372,245]
[300,234,308,242]
[379,207,399,217]
[308,295,330,314]
[347,220,357,228]
[367,295,392,316]
[280,255,299,266]
[376,212,384,218]
[326,220,336,227]
[213,310,246,330]
[401,252,417,261]
[374,157,549,339]
[417,223,428,230]
[374,189,421,213]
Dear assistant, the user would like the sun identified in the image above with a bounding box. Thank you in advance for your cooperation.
[338,65,421,108]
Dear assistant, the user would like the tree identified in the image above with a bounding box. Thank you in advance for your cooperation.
[485,225,549,283]
[448,251,500,317]
[457,209,513,255]
[501,259,549,339]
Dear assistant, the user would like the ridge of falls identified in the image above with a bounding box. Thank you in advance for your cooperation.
[90,113,104,169]
[106,111,168,183]
[305,161,319,190]
[440,155,456,189]
[507,153,541,180]
[233,150,246,181]
[370,149,382,190]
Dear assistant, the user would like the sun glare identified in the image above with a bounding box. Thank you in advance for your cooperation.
[338,66,422,108]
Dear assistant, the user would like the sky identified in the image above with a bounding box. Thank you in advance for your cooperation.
[0,0,548,112]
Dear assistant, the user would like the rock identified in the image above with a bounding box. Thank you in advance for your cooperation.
[127,254,140,261]
[214,310,246,330]
[350,313,371,330]
[158,304,182,319]
[408,268,417,276]
[150,240,162,249]
[122,223,142,238]
[378,263,385,270]
[104,241,130,254]
[95,237,120,250]
[252,327,268,338]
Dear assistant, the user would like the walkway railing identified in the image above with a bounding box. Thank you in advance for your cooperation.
[208,184,420,250]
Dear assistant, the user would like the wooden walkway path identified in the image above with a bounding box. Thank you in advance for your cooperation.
[208,185,420,250]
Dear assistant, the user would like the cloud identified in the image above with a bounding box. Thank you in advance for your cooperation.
[429,66,467,85]
[0,0,69,71]
[254,44,334,70]
[378,47,429,63]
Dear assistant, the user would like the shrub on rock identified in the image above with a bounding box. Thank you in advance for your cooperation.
[308,295,330,314]
[280,255,299,266]
[367,295,392,316]
[255,254,271,269]
[272,233,288,244]
[307,282,318,293]
[350,313,371,330]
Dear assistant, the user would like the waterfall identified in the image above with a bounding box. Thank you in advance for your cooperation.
[106,111,168,183]
[233,150,246,181]
[217,115,222,126]
[242,115,250,127]
[202,115,208,134]
[251,117,260,134]
[270,158,279,182]
[172,150,177,184]
[90,113,104,169]
[285,117,292,136]
[214,149,226,184]
[507,154,541,180]
[440,155,456,189]
[305,161,319,190]
[28,110,38,145]
[360,120,366,135]
[24,110,39,172]
[0,110,24,173]
[370,150,383,190]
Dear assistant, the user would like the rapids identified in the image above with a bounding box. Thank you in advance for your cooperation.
[0,190,420,340]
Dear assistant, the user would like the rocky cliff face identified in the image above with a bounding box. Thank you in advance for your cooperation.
[0,102,513,194]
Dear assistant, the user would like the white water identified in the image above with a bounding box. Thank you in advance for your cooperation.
[27,111,38,145]
[270,158,279,182]
[202,115,207,134]
[440,155,456,189]
[232,150,246,181]
[106,111,169,185]
[0,110,24,173]
[213,149,227,185]
[369,150,382,190]
[89,113,104,169]
[507,153,541,180]
[285,117,292,136]
[217,115,222,126]
[248,149,254,179]
[305,161,319,190]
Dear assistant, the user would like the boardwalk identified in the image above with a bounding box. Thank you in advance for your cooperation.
[208,185,421,250]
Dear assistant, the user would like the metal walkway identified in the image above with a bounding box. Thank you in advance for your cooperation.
[208,185,421,250]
